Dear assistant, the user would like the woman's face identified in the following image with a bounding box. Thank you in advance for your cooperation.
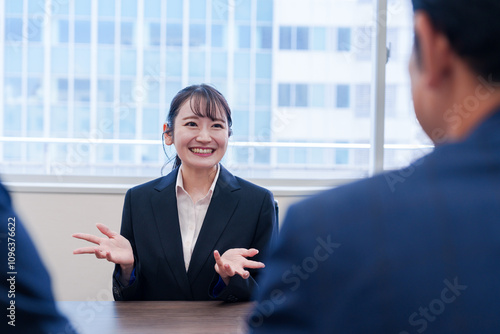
[164,98,229,172]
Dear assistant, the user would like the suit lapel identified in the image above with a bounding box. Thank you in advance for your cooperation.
[150,167,193,299]
[187,165,241,283]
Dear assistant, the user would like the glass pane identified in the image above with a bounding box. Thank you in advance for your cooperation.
[75,2,91,16]
[5,0,23,14]
[237,25,251,49]
[255,83,271,106]
[279,26,292,50]
[3,105,22,136]
[121,49,137,76]
[119,108,136,138]
[354,84,370,117]
[310,84,325,108]
[336,85,350,108]
[4,77,22,103]
[231,110,249,139]
[121,0,137,18]
[166,24,183,46]
[234,52,250,79]
[98,21,115,44]
[190,24,206,47]
[211,24,226,48]
[167,0,183,19]
[51,107,68,137]
[257,26,272,49]
[98,47,114,75]
[235,0,251,21]
[74,79,90,103]
[97,79,114,103]
[149,22,161,46]
[278,84,291,107]
[58,20,69,43]
[189,51,205,77]
[211,52,227,78]
[190,0,206,20]
[51,47,68,74]
[98,0,115,17]
[337,27,351,51]
[74,107,90,134]
[256,53,272,79]
[257,0,273,22]
[75,21,91,43]
[27,106,43,136]
[28,46,44,73]
[121,22,135,45]
[4,48,22,74]
[166,51,183,77]
[296,27,309,50]
[144,0,162,18]
[312,27,326,51]
[295,84,308,107]
[212,0,228,21]
[27,77,43,103]
[143,108,160,139]
[74,47,91,75]
[5,18,23,42]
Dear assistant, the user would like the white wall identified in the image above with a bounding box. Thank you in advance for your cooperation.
[9,190,304,301]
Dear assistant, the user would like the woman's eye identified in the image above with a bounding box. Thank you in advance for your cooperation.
[185,122,197,127]
[213,123,224,128]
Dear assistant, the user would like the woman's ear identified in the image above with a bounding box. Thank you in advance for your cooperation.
[163,123,173,146]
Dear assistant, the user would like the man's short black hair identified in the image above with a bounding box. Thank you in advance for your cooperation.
[412,0,500,81]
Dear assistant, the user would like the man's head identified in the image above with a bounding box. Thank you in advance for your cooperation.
[409,0,500,143]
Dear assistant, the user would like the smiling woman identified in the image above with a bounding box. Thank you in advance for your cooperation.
[72,84,278,302]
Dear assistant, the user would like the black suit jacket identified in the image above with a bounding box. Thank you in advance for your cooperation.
[113,165,277,301]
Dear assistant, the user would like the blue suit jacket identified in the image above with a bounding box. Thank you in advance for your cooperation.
[0,182,75,333]
[113,165,277,302]
[250,110,500,333]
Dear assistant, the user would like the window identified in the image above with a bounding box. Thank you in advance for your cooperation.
[336,85,350,108]
[167,24,183,46]
[0,0,428,181]
[354,84,371,117]
[337,28,351,51]
[189,24,206,47]
[98,21,115,44]
[279,26,292,50]
[257,26,272,49]
[296,27,309,50]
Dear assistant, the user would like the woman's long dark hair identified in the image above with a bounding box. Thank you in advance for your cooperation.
[162,84,232,173]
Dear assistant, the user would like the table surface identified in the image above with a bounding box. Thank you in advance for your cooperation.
[57,301,253,334]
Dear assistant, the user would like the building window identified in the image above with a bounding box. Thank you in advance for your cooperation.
[354,84,371,117]
[337,27,351,51]
[279,26,292,49]
[336,85,350,108]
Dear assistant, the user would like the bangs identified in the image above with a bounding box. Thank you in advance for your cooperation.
[188,87,231,125]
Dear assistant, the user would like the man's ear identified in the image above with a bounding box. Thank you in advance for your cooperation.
[414,11,453,87]
[163,123,173,146]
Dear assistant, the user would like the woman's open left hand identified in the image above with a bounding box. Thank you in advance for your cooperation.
[72,223,134,268]
[213,248,265,285]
